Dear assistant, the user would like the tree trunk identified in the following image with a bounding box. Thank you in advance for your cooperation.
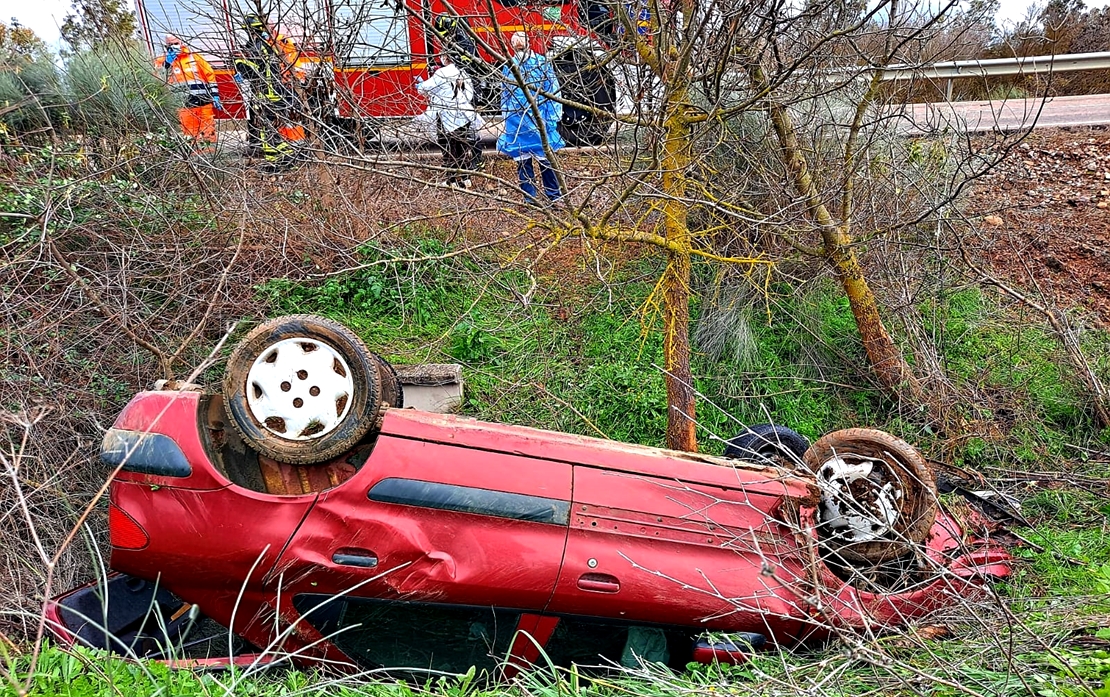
[757,69,924,401]
[824,225,919,393]
[660,86,698,452]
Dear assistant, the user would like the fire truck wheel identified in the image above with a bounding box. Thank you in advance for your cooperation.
[223,315,383,465]
[553,48,615,147]
[803,429,938,564]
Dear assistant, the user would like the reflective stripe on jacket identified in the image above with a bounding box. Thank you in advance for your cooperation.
[156,48,217,104]
[233,55,290,105]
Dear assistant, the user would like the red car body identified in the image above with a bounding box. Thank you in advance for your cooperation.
[48,389,1010,673]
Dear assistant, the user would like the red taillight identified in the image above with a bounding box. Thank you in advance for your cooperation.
[108,504,149,550]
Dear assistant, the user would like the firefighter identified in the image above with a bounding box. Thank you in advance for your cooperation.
[268,23,313,84]
[156,35,223,151]
[432,15,479,77]
[432,14,486,110]
[585,2,615,36]
[234,15,306,171]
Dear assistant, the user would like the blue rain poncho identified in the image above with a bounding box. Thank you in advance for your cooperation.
[497,51,565,159]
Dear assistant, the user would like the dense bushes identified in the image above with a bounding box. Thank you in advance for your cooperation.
[1,44,169,142]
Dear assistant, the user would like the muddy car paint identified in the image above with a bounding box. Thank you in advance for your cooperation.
[50,389,1011,672]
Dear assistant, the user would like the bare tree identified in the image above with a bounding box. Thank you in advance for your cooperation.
[237,0,1027,446]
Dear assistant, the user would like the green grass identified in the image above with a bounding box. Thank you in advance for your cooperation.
[700,283,884,442]
[252,244,1110,467]
[937,288,1085,428]
[251,248,875,450]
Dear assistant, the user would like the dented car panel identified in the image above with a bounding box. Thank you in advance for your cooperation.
[48,389,1011,673]
[107,480,317,654]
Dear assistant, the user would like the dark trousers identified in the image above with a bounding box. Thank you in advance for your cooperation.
[249,102,304,169]
[517,157,562,202]
[438,125,480,183]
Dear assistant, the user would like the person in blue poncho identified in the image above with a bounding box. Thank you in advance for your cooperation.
[497,31,566,204]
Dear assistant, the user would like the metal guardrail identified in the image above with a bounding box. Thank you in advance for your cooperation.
[876,52,1110,100]
[880,52,1110,80]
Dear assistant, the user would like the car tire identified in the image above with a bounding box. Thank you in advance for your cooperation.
[373,352,404,409]
[723,424,809,464]
[552,47,615,147]
[223,315,383,465]
[803,428,937,564]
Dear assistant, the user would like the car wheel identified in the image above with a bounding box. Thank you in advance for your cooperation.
[552,47,615,147]
[373,352,404,409]
[723,424,809,464]
[223,315,383,465]
[803,428,937,564]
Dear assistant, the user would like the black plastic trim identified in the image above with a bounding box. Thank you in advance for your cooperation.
[368,478,570,525]
[101,429,192,477]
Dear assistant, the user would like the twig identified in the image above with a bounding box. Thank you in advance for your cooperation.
[46,239,171,379]
[531,382,611,440]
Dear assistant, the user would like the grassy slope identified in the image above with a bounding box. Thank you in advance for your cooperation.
[6,232,1110,696]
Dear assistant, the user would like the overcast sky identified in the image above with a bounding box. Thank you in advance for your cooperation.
[7,0,1110,51]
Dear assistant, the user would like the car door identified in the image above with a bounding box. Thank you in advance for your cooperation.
[273,431,572,671]
[546,464,809,636]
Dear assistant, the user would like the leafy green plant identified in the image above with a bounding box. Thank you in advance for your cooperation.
[449,322,502,362]
[258,242,455,328]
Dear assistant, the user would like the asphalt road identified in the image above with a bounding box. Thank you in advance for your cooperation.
[899,93,1110,134]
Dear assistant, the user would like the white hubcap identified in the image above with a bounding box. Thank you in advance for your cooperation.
[245,338,355,440]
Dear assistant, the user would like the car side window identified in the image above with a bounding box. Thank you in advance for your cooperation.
[541,619,687,670]
[293,594,520,674]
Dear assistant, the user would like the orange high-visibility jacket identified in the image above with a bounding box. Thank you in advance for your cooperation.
[156,47,218,106]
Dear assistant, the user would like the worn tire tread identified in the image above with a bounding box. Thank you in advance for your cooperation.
[803,428,937,564]
[222,314,382,465]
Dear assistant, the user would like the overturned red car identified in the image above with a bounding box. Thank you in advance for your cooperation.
[48,315,1011,674]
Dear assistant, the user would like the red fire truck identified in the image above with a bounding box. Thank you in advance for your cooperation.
[135,0,619,145]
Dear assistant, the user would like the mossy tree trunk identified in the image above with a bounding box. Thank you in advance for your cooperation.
[752,65,925,403]
[660,81,697,452]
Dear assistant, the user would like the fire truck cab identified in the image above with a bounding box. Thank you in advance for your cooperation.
[136,0,620,145]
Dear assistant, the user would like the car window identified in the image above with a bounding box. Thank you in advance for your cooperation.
[541,618,686,669]
[293,594,520,674]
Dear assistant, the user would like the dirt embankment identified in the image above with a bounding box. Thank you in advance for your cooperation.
[967,128,1110,323]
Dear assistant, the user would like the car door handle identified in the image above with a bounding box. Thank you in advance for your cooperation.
[577,573,620,593]
[332,549,378,568]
